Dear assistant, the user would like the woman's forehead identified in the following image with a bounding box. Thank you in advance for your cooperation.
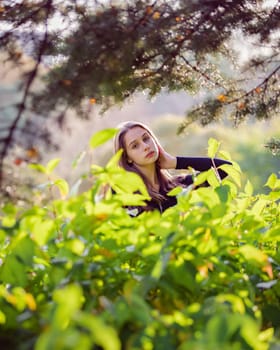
[124,126,148,145]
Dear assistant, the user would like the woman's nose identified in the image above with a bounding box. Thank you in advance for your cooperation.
[143,142,149,150]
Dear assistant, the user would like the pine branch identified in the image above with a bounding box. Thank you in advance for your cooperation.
[0,0,53,185]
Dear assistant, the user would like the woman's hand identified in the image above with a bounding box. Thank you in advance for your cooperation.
[157,145,177,169]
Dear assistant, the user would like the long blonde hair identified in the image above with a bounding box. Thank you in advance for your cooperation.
[114,121,180,204]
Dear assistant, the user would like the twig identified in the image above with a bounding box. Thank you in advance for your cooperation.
[0,0,53,185]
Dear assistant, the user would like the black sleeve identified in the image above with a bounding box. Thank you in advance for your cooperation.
[176,157,232,180]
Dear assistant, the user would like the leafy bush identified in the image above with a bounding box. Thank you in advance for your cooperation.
[0,131,279,350]
[151,115,280,195]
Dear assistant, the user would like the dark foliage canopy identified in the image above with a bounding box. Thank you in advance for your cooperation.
[0,0,279,182]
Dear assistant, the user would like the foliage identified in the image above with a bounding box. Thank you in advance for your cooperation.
[152,115,280,194]
[0,131,280,349]
[0,0,279,181]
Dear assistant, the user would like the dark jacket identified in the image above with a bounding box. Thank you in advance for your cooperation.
[129,156,231,216]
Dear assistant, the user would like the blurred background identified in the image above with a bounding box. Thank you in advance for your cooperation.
[2,54,278,201]
[1,1,279,207]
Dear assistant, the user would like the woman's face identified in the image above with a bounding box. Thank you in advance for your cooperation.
[124,126,159,167]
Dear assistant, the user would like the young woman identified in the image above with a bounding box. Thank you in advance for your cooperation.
[114,121,231,215]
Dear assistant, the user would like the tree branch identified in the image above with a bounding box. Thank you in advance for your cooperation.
[0,0,53,185]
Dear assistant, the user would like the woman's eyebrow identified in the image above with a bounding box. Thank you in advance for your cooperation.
[128,132,148,147]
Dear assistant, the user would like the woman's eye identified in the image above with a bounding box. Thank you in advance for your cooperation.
[131,143,138,149]
[143,136,150,142]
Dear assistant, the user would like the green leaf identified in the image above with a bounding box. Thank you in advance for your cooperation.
[0,235,35,286]
[193,171,209,187]
[265,173,280,190]
[207,138,220,158]
[72,150,86,169]
[216,294,245,314]
[46,158,61,174]
[217,150,232,161]
[0,256,27,286]
[264,226,280,239]
[112,193,148,206]
[106,149,122,169]
[151,251,171,279]
[215,185,231,203]
[167,186,183,196]
[219,164,241,187]
[206,168,221,188]
[21,216,55,246]
[251,198,270,216]
[89,128,117,149]
[1,215,16,228]
[244,180,253,196]
[54,179,69,197]
[28,163,47,174]
[0,310,6,324]
[106,168,149,198]
[238,245,267,265]
[53,283,84,311]
[74,312,121,350]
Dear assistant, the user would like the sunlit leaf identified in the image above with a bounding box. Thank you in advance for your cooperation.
[25,293,37,311]
[72,150,86,169]
[0,235,35,287]
[217,150,232,161]
[106,149,122,169]
[54,178,69,197]
[206,168,221,188]
[265,173,280,190]
[28,163,47,174]
[74,312,121,350]
[46,158,61,174]
[207,138,220,158]
[239,245,268,265]
[89,128,117,149]
[251,198,270,216]
[219,164,241,187]
[21,216,54,246]
[167,186,183,196]
[216,294,245,314]
[244,180,253,196]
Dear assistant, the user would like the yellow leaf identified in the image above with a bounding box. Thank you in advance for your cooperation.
[6,294,17,306]
[217,94,227,102]
[62,79,72,86]
[262,263,273,279]
[153,11,161,19]
[197,265,208,278]
[145,6,153,15]
[26,147,39,159]
[25,293,37,311]
[96,248,115,258]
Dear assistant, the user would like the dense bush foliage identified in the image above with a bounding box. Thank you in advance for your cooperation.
[0,132,279,350]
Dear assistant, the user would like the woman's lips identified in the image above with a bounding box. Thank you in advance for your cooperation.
[145,151,155,158]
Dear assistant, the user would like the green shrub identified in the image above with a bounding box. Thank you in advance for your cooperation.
[0,132,279,350]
